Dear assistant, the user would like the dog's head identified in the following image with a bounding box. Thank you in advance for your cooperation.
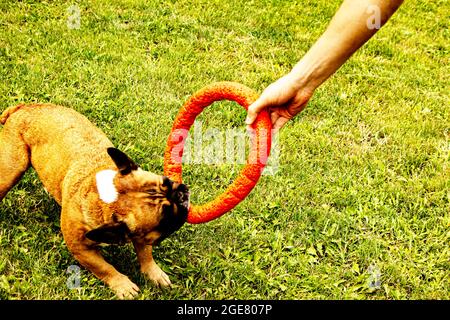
[85,147,189,245]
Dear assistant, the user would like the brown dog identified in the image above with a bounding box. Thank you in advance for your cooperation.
[0,103,189,298]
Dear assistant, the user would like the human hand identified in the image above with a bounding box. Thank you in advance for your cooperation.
[245,74,314,133]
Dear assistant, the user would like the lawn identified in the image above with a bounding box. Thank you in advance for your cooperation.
[0,0,448,300]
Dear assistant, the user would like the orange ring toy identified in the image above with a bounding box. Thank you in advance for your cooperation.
[164,82,272,224]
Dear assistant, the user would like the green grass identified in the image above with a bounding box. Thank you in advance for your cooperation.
[0,0,448,300]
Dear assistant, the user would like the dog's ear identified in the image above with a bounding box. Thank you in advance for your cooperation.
[107,148,138,175]
[85,222,129,244]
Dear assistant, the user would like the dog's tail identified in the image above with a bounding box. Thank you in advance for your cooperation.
[1,104,35,125]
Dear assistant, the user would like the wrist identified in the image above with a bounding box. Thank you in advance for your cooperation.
[289,31,347,92]
[288,60,322,94]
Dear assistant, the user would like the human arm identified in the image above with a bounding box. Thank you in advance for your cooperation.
[246,0,404,132]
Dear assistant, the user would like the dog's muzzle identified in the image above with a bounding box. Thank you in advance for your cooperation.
[153,177,190,244]
[162,176,190,213]
[171,183,190,212]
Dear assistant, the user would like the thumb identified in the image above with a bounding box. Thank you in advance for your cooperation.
[245,98,267,125]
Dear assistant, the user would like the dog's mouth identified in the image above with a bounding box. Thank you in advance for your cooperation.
[162,176,190,213]
[171,183,190,213]
[152,178,190,245]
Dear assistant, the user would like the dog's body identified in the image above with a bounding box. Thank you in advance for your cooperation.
[0,104,189,298]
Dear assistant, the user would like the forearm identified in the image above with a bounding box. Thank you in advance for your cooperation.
[291,0,404,90]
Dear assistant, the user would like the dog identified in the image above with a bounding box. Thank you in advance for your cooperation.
[0,103,190,299]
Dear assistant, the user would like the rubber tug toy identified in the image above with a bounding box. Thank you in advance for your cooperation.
[164,82,272,224]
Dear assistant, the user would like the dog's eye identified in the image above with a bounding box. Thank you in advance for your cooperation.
[146,189,164,197]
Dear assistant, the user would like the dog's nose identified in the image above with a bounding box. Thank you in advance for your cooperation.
[162,176,190,210]
[171,182,190,211]
[162,176,173,192]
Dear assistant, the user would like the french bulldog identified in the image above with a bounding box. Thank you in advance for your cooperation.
[0,103,190,298]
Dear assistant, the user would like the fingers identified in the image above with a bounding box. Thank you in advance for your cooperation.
[245,107,277,133]
[247,106,289,133]
[245,75,297,125]
[272,117,290,133]
[245,74,311,131]
[245,97,268,125]
[270,110,280,125]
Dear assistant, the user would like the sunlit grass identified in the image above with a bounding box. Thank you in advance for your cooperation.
[0,0,448,299]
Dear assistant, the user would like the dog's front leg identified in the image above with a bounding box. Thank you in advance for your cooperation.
[69,243,140,298]
[133,240,171,287]
[61,214,140,299]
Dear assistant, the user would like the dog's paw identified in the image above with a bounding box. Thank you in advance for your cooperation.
[108,274,140,299]
[144,263,172,288]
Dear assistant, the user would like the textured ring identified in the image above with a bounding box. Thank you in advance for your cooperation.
[164,82,272,224]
